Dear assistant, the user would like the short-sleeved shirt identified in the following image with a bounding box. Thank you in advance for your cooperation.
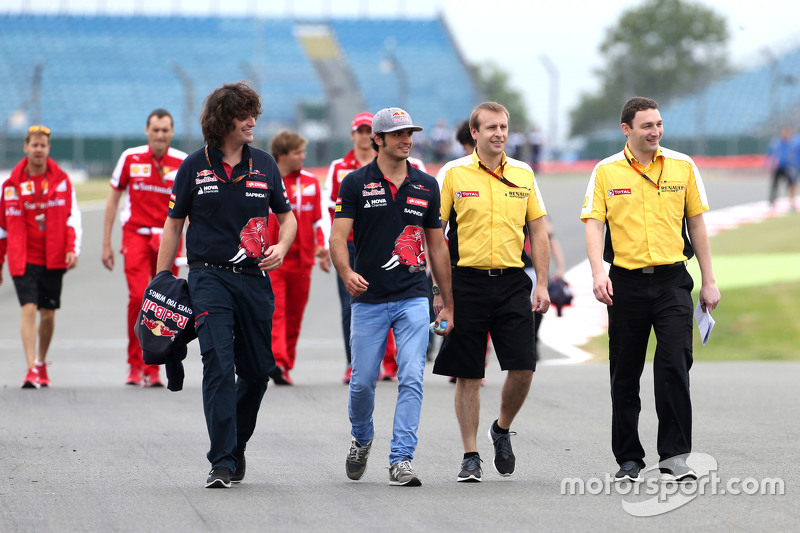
[439,151,547,269]
[111,145,187,230]
[334,159,441,304]
[580,144,709,270]
[168,144,291,267]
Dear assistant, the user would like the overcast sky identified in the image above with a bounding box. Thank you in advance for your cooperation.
[3,0,799,145]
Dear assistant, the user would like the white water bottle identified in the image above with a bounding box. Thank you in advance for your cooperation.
[429,320,448,333]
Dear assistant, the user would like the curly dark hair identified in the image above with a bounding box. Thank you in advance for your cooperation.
[201,81,262,148]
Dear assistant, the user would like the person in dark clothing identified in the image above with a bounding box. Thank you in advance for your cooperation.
[157,81,297,488]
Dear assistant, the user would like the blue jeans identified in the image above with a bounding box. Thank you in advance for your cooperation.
[349,297,429,465]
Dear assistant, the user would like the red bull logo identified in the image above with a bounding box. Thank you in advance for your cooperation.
[381,225,426,273]
[140,316,179,341]
[141,298,190,329]
[364,182,382,189]
[392,111,407,117]
[197,169,214,178]
[229,217,270,264]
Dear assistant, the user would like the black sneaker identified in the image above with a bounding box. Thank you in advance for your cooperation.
[457,455,483,482]
[345,437,372,480]
[231,448,246,483]
[615,460,642,482]
[487,421,516,476]
[660,457,697,482]
[205,466,233,488]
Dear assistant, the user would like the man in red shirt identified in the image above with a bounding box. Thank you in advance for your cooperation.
[267,130,331,385]
[0,125,82,388]
[102,109,187,387]
[324,113,427,384]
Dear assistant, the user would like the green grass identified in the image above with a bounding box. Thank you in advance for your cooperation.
[580,212,800,362]
[76,177,113,203]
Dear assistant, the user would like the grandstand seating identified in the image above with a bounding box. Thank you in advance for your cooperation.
[0,14,476,142]
[583,44,800,157]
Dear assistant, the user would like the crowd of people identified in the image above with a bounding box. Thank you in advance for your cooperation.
[0,83,721,490]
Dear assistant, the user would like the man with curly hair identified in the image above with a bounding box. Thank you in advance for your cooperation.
[157,81,297,488]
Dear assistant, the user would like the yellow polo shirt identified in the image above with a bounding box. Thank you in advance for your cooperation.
[440,151,547,269]
[580,144,709,270]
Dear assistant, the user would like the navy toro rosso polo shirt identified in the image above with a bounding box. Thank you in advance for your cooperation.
[335,158,442,304]
[169,144,291,267]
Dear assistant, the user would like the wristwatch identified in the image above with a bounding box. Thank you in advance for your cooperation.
[431,284,440,295]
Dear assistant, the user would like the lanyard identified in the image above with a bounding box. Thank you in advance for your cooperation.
[204,145,252,184]
[624,152,662,190]
[478,160,524,189]
[151,154,166,181]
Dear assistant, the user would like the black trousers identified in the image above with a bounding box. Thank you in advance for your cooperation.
[607,264,694,467]
[188,267,275,471]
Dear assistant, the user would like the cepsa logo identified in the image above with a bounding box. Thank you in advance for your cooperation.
[407,197,428,208]
[246,181,268,190]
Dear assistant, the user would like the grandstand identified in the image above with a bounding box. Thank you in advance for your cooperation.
[0,14,478,172]
[581,44,800,160]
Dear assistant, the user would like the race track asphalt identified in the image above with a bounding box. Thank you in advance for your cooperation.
[0,169,796,532]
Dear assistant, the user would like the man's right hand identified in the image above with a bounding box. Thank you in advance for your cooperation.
[101,244,114,271]
[592,271,614,305]
[344,271,369,297]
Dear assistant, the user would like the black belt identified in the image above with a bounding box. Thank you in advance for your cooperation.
[454,266,523,277]
[189,261,266,277]
[614,262,685,275]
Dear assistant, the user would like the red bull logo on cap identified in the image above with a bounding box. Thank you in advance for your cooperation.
[141,298,190,330]
[140,316,179,341]
[392,110,407,117]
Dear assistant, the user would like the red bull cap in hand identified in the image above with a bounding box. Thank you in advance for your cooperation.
[372,107,424,135]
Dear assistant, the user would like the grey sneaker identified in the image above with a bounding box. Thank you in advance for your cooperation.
[660,457,697,482]
[614,460,642,482]
[345,437,372,480]
[389,459,422,486]
[487,421,516,476]
[457,455,483,482]
[205,466,232,488]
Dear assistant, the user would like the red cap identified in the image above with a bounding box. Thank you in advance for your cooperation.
[351,112,373,131]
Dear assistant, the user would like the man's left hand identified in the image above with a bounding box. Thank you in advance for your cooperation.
[259,244,288,271]
[66,252,78,270]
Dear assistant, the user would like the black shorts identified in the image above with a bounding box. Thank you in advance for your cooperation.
[12,264,65,309]
[433,267,536,379]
